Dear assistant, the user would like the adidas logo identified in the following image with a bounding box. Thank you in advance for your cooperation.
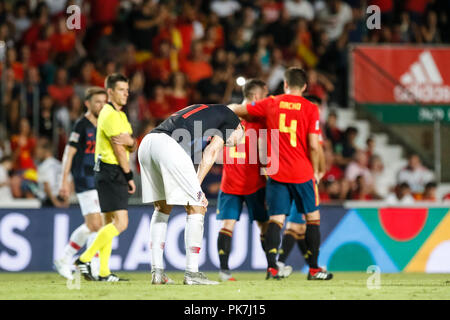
[394,51,450,103]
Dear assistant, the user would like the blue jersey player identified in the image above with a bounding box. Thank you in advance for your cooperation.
[54,87,107,280]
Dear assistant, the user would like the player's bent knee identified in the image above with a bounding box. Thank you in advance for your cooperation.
[186,205,206,215]
[86,221,102,232]
[269,214,285,225]
[115,221,128,233]
[113,211,129,233]
[305,210,320,221]
[222,220,236,231]
[286,222,306,234]
[85,214,103,232]
[154,201,173,214]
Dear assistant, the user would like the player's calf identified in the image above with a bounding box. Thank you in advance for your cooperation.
[265,219,284,270]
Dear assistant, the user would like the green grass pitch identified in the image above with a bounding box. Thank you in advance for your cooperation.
[0,272,449,300]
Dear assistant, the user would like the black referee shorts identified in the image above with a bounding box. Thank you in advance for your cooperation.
[95,161,129,212]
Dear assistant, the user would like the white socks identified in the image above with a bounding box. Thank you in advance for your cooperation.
[87,232,97,248]
[62,224,91,263]
[149,211,205,273]
[150,210,170,270]
[185,214,204,273]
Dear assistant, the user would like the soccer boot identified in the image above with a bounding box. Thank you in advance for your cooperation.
[184,271,219,285]
[265,267,282,280]
[307,268,333,280]
[98,274,129,282]
[74,258,96,281]
[219,269,236,282]
[90,255,100,280]
[151,268,175,284]
[54,258,74,280]
[276,261,293,278]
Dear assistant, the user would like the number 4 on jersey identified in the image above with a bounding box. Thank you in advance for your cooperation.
[279,113,297,147]
[229,135,246,158]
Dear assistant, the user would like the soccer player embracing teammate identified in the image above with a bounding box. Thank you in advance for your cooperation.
[229,67,332,280]
[217,79,270,281]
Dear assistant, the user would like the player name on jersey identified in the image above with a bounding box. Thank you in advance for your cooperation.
[280,101,301,110]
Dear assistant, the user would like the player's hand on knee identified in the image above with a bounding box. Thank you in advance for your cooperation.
[128,180,136,194]
[200,192,208,208]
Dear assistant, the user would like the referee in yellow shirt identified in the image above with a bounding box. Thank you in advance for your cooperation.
[75,73,137,282]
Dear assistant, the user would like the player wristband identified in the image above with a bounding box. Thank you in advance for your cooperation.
[124,170,133,181]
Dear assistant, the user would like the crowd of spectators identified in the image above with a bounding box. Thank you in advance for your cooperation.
[0,0,449,204]
[319,112,442,202]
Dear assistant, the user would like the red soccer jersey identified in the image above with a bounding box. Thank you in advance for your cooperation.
[246,94,320,184]
[220,120,266,195]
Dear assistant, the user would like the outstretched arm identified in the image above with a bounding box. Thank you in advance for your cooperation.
[228,103,251,120]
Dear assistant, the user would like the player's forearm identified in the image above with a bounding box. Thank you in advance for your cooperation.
[197,148,219,185]
[318,145,326,175]
[197,159,214,186]
[112,144,131,174]
[61,146,74,185]
[309,147,320,176]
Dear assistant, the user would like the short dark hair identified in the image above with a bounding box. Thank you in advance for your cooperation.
[84,87,107,101]
[346,126,358,135]
[284,67,307,89]
[399,182,411,190]
[105,73,128,90]
[0,155,12,164]
[304,94,322,105]
[243,79,266,99]
[425,182,437,190]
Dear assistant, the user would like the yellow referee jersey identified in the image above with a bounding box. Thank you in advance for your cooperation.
[95,103,133,165]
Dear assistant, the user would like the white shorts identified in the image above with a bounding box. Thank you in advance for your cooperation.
[76,189,101,216]
[138,133,204,206]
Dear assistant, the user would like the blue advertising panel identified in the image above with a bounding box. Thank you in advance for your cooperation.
[0,206,346,272]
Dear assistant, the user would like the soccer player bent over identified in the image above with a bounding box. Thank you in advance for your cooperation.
[229,67,333,280]
[216,79,270,282]
[54,87,107,280]
[138,104,243,285]
[75,74,137,282]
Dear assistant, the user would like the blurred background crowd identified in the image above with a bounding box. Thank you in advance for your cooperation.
[0,0,449,206]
